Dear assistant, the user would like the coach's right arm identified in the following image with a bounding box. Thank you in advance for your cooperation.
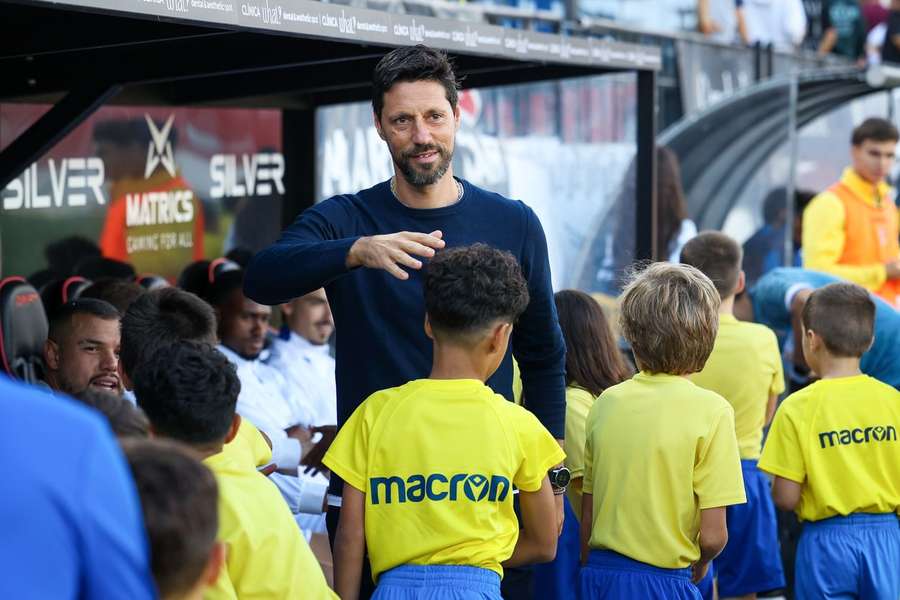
[244,198,443,304]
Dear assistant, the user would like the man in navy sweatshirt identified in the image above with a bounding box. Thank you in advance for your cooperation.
[245,44,566,596]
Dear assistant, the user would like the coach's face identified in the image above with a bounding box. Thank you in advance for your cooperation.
[375,80,460,187]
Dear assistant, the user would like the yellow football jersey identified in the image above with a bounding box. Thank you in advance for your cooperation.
[323,378,564,581]
[759,374,900,522]
[584,372,746,569]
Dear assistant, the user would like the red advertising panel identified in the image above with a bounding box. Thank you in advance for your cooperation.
[0,105,283,280]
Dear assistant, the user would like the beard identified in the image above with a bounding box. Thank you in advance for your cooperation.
[394,142,454,187]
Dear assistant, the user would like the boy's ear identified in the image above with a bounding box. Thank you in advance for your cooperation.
[489,322,512,354]
[44,339,61,371]
[224,414,241,444]
[424,314,434,340]
[735,270,746,296]
[203,541,226,586]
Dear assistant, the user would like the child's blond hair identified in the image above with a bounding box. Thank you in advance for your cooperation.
[619,262,720,375]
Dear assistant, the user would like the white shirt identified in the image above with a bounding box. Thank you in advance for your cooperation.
[217,344,328,533]
[270,332,337,427]
[743,0,807,51]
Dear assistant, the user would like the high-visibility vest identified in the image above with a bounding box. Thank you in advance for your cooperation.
[830,181,900,307]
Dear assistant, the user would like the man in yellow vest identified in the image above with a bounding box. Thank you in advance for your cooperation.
[803,118,900,308]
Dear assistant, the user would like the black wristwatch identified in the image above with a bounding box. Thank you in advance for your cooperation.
[548,466,571,494]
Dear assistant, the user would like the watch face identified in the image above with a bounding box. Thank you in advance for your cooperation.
[553,467,571,488]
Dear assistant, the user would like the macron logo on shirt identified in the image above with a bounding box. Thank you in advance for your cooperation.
[818,425,897,449]
[369,473,511,505]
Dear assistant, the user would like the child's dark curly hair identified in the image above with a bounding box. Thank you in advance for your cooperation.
[423,243,529,342]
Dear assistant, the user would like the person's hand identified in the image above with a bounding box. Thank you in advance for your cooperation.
[346,230,445,280]
[885,259,900,280]
[286,425,315,463]
[301,425,338,476]
[698,18,720,35]
[691,559,711,584]
[258,463,277,477]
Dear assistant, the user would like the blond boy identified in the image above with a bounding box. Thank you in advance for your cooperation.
[580,263,746,599]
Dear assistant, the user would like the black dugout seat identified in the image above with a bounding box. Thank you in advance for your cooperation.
[0,277,49,384]
[39,276,91,319]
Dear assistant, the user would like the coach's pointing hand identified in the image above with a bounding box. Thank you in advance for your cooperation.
[346,230,446,280]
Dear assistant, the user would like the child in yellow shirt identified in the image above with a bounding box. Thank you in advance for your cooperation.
[324,244,565,600]
[132,342,336,599]
[124,439,224,600]
[682,232,786,599]
[580,262,746,599]
[759,282,900,599]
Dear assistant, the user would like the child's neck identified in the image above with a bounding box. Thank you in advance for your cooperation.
[719,294,735,316]
[430,343,491,382]
[813,354,863,380]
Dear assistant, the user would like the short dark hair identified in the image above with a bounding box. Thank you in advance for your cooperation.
[802,283,874,358]
[177,260,212,298]
[123,438,218,599]
[554,290,631,397]
[372,45,460,119]
[80,278,146,314]
[74,388,150,438]
[423,244,529,343]
[120,288,217,379]
[48,298,120,341]
[680,231,743,298]
[851,118,899,146]
[133,342,240,445]
[206,268,244,308]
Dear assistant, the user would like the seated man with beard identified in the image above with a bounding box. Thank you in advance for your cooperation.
[207,267,330,542]
[43,298,123,396]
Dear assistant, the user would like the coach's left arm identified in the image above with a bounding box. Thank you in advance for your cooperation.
[512,204,567,440]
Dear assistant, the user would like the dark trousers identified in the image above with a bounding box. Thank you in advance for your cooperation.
[326,504,535,600]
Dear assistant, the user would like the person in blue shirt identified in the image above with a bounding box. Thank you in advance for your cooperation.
[741,188,813,288]
[244,44,566,599]
[735,267,900,389]
[0,375,155,599]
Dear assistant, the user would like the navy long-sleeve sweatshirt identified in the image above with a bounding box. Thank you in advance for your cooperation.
[245,178,566,493]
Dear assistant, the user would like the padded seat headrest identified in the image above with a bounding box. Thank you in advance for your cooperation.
[0,278,49,384]
[39,276,91,319]
[137,274,170,291]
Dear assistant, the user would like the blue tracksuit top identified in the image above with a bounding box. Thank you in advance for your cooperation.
[751,267,900,389]
[245,178,566,490]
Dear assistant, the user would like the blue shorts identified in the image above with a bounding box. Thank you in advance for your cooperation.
[796,513,900,600]
[715,459,786,596]
[533,495,580,600]
[579,550,702,600]
[372,565,501,600]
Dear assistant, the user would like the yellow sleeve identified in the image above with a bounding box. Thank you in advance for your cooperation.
[221,419,272,471]
[322,400,371,493]
[512,407,566,492]
[693,405,746,509]
[766,330,786,397]
[802,192,888,290]
[758,398,806,483]
[564,388,594,478]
